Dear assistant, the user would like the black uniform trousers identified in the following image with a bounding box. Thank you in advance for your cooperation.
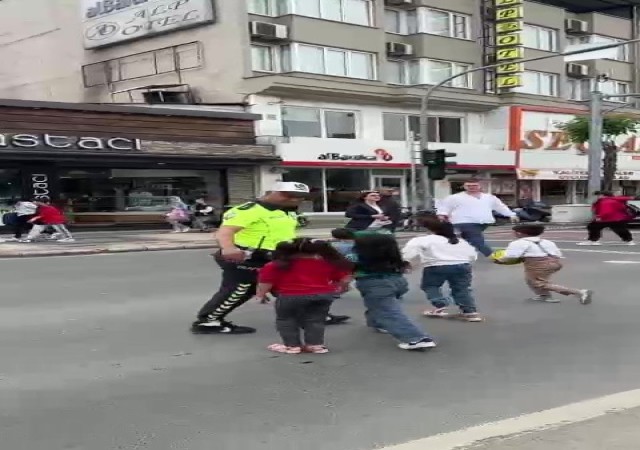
[197,250,270,321]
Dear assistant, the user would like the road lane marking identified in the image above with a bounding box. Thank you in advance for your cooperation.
[381,388,640,450]
[604,260,640,264]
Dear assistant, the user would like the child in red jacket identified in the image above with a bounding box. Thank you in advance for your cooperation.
[23,201,75,243]
[578,191,635,246]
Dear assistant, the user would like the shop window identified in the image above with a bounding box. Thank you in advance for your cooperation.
[325,168,370,211]
[0,169,21,212]
[282,168,325,212]
[540,180,568,205]
[58,169,215,213]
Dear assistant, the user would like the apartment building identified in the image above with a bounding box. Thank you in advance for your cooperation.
[2,0,640,213]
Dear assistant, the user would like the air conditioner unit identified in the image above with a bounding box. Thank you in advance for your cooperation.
[565,19,588,34]
[386,42,413,56]
[250,21,288,40]
[566,63,589,78]
[142,90,192,104]
[385,0,414,5]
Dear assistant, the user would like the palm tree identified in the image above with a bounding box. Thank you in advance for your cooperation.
[558,116,640,192]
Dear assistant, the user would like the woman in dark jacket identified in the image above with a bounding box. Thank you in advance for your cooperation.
[345,191,393,231]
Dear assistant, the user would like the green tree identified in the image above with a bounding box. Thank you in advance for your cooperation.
[558,116,640,192]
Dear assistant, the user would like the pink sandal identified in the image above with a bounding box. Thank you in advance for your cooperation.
[267,343,302,354]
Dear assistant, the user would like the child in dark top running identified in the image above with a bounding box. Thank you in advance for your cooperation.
[352,233,436,351]
[257,238,353,354]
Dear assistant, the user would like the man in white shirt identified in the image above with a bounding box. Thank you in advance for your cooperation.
[437,179,518,257]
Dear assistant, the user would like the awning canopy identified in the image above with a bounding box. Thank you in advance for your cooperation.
[537,0,640,16]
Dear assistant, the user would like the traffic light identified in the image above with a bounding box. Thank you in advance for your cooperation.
[420,149,457,180]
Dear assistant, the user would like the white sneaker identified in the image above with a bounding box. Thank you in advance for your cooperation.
[398,338,437,351]
[423,307,450,318]
[528,296,561,304]
[577,241,601,246]
[17,239,32,243]
[181,227,191,233]
[578,289,593,305]
[57,238,76,243]
[626,241,637,246]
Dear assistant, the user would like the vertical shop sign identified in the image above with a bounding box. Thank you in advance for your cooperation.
[21,167,59,202]
[494,0,524,89]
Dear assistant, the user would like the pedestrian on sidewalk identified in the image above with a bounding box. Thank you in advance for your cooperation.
[578,191,636,246]
[166,196,191,233]
[497,224,593,304]
[2,199,37,242]
[191,182,349,335]
[403,215,482,322]
[352,233,436,351]
[192,197,215,232]
[23,201,74,243]
[256,238,353,355]
[378,188,402,232]
[437,179,519,257]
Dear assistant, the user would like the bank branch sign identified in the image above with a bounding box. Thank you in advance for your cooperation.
[82,0,215,49]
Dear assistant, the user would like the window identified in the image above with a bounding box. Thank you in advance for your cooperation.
[423,8,470,39]
[601,80,630,102]
[325,110,356,138]
[325,169,371,211]
[383,113,463,143]
[282,107,322,137]
[251,45,274,72]
[516,71,558,96]
[423,59,472,87]
[247,0,270,15]
[282,106,358,139]
[567,35,629,62]
[386,59,472,87]
[289,43,376,80]
[286,0,373,26]
[82,42,202,87]
[523,24,557,52]
[385,9,402,33]
[386,60,405,84]
[282,169,325,212]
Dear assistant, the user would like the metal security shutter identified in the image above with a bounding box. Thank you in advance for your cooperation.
[227,167,257,204]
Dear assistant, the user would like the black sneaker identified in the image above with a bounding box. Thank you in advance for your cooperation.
[325,314,350,325]
[398,338,437,351]
[191,319,256,334]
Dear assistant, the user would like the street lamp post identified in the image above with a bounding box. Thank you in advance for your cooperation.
[417,38,640,210]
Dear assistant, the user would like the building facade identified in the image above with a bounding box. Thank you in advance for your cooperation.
[2,0,640,213]
[0,100,275,224]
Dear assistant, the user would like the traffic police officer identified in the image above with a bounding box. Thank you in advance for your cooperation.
[192,182,348,334]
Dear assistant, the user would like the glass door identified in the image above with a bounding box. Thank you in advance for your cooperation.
[372,175,407,207]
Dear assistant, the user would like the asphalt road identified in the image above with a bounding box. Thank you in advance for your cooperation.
[3,232,640,450]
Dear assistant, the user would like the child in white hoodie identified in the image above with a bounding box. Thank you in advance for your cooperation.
[402,215,481,322]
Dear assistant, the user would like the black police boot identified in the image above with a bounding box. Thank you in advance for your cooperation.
[325,314,350,325]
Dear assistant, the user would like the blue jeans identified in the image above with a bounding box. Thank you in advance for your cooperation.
[355,275,430,343]
[455,223,492,257]
[421,264,477,314]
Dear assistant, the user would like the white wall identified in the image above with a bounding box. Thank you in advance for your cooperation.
[248,95,513,167]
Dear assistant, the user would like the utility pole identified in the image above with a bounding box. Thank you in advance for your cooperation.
[418,112,433,210]
[587,88,604,203]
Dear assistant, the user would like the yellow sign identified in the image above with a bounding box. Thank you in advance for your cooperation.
[497,63,523,74]
[496,21,523,33]
[496,6,524,21]
[496,75,523,88]
[496,33,522,47]
[496,47,524,60]
[495,0,522,5]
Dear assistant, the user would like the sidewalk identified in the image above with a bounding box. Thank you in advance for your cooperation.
[0,228,337,258]
[0,224,579,258]
[462,406,640,450]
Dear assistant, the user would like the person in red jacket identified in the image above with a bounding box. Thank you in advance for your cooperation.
[23,201,75,243]
[578,191,635,246]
